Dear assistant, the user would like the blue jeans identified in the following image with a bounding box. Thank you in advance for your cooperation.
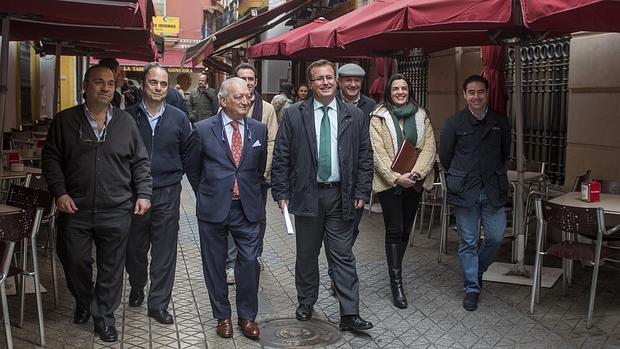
[454,189,506,294]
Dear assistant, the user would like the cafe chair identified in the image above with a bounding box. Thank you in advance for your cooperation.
[530,199,620,329]
[414,163,444,241]
[24,175,60,307]
[435,170,453,263]
[0,208,45,349]
[5,185,56,322]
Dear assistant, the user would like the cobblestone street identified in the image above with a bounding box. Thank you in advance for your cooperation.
[2,179,620,348]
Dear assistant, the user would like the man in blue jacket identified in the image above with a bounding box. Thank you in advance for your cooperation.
[439,75,511,311]
[125,63,196,324]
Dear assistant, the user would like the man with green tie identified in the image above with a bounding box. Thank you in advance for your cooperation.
[271,59,374,332]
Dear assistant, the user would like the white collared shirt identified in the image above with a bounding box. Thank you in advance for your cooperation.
[84,104,112,140]
[313,98,340,182]
[140,101,166,135]
[221,112,245,148]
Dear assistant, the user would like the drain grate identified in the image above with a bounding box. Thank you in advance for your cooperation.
[259,318,342,348]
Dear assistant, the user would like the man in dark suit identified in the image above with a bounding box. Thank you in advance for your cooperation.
[186,77,267,340]
[271,59,374,332]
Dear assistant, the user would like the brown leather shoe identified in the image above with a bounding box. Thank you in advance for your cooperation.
[238,319,260,339]
[216,318,233,338]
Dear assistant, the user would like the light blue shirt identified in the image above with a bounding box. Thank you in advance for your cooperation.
[313,99,339,182]
[221,112,245,148]
[84,104,112,140]
[139,101,166,135]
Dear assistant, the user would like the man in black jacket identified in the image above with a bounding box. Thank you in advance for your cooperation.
[42,65,152,342]
[271,59,374,332]
[125,63,196,324]
[439,75,510,312]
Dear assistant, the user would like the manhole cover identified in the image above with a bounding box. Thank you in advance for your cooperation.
[259,318,342,348]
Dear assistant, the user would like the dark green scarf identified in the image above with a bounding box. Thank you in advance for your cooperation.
[387,101,418,148]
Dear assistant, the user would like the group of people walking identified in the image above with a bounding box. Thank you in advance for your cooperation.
[41,56,510,342]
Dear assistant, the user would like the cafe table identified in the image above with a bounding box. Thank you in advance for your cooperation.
[550,192,620,215]
[1,166,42,180]
[0,204,21,214]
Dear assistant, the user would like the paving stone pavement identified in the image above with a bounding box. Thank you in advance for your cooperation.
[1,178,619,348]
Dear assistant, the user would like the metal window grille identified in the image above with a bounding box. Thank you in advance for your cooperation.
[397,55,429,108]
[505,36,571,185]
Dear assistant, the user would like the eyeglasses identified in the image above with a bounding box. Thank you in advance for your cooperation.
[79,119,107,146]
[309,75,335,82]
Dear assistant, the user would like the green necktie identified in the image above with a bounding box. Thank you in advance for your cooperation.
[318,105,331,181]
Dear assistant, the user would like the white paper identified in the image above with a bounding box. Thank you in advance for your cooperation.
[283,204,295,235]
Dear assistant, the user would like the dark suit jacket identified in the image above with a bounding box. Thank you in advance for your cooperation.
[186,112,268,223]
[271,97,373,220]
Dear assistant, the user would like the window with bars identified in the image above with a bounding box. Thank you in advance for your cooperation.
[505,36,571,185]
[397,55,429,108]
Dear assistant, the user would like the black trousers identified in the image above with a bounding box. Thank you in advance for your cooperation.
[295,185,359,316]
[377,187,421,244]
[126,183,181,311]
[57,210,131,328]
[198,201,260,320]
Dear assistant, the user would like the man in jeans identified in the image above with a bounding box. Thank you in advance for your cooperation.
[439,75,510,311]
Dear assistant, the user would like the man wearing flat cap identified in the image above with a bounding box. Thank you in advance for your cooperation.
[337,63,376,117]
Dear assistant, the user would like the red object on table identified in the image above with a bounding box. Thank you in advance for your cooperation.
[3,151,20,168]
[581,180,601,203]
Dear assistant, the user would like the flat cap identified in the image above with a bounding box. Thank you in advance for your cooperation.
[338,63,365,77]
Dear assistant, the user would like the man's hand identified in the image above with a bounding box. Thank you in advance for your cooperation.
[276,199,289,212]
[134,199,151,215]
[354,199,366,209]
[57,194,78,214]
[395,172,416,188]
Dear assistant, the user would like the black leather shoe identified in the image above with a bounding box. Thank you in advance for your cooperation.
[148,309,174,324]
[339,315,373,331]
[128,288,144,307]
[73,304,91,324]
[463,292,479,311]
[94,325,118,342]
[295,304,313,321]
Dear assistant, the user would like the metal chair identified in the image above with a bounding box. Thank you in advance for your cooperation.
[414,163,443,240]
[0,208,45,349]
[435,170,452,263]
[6,185,56,323]
[530,199,620,329]
[24,175,60,307]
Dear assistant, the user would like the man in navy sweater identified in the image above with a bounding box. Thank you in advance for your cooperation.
[125,63,197,324]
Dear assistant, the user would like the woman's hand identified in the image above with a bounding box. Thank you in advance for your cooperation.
[395,172,416,188]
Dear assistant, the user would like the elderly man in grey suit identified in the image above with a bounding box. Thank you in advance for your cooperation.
[186,77,268,340]
[271,59,374,332]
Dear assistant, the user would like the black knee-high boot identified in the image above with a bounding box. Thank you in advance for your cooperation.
[386,243,408,309]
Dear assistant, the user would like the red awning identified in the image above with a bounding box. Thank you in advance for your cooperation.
[334,0,513,49]
[1,0,157,61]
[0,0,154,29]
[248,18,328,59]
[292,0,620,59]
[186,0,314,65]
[521,0,620,32]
